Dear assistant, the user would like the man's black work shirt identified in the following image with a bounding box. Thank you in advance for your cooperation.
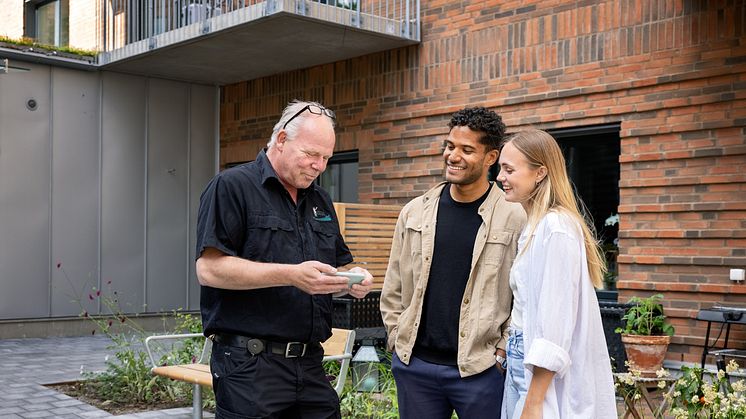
[195,150,353,344]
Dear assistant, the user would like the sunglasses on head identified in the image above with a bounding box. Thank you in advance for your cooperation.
[282,105,336,130]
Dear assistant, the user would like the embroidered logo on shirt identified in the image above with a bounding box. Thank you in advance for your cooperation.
[313,206,332,221]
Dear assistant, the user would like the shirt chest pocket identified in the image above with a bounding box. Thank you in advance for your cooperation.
[309,220,338,266]
[483,231,514,267]
[245,215,294,262]
[404,218,424,260]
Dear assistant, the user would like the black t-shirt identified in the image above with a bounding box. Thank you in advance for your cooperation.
[413,183,492,365]
[195,150,353,343]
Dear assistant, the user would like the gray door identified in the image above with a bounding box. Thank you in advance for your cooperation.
[50,67,101,317]
[146,79,189,311]
[0,63,52,318]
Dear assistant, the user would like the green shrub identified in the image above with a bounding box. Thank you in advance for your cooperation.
[56,262,214,409]
[81,307,214,408]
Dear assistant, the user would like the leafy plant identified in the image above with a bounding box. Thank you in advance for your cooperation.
[615,294,675,336]
[338,352,400,419]
[80,302,213,407]
[56,262,214,410]
[666,361,746,419]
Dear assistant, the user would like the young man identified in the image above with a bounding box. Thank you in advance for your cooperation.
[195,100,373,418]
[380,107,526,418]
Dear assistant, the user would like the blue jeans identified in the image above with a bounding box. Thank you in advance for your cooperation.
[392,353,504,419]
[502,330,528,419]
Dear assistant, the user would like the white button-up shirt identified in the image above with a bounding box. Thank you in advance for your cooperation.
[512,211,617,418]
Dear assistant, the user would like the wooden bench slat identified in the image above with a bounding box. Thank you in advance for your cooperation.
[321,328,351,356]
[153,364,213,387]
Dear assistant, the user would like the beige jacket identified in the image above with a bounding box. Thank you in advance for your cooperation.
[380,182,526,377]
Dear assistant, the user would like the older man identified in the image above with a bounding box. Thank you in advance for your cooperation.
[196,100,373,418]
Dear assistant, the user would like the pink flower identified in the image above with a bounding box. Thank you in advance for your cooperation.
[88,294,94,300]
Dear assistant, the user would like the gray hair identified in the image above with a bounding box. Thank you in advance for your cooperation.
[267,100,335,148]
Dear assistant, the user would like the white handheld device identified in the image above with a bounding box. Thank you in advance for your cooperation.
[326,271,366,286]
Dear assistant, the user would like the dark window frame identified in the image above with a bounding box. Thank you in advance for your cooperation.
[25,0,69,47]
[316,150,359,203]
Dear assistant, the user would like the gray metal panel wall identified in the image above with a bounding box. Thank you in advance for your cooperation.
[0,63,52,319]
[188,85,217,310]
[146,79,188,312]
[101,72,147,314]
[50,68,101,317]
[0,63,217,322]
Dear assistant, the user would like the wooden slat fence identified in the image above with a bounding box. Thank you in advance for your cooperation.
[333,202,402,290]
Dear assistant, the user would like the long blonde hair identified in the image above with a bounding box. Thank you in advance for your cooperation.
[507,129,607,288]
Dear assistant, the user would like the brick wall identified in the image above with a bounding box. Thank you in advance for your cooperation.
[221,0,746,362]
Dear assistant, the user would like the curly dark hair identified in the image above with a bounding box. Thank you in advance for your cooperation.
[447,107,506,151]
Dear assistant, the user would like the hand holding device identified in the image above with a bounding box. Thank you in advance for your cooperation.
[325,271,366,287]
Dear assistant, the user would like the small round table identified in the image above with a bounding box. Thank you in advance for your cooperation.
[614,373,677,419]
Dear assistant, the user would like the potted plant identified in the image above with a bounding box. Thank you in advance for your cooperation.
[615,294,675,377]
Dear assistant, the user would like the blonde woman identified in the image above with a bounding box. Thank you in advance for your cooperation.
[497,129,617,419]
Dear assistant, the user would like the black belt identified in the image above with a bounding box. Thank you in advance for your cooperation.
[212,333,313,358]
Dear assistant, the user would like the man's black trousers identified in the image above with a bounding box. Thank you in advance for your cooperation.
[210,340,341,419]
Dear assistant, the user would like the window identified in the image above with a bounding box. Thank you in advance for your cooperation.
[26,0,69,46]
[548,124,621,249]
[492,124,621,289]
[551,124,621,291]
[317,150,358,203]
[316,0,358,11]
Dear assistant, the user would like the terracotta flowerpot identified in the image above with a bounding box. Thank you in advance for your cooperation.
[621,334,671,378]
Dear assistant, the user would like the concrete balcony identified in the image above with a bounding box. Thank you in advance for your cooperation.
[98,0,419,84]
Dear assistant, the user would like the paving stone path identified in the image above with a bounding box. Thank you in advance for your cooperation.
[0,336,213,418]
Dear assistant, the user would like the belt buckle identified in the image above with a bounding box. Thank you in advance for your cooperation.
[285,342,307,358]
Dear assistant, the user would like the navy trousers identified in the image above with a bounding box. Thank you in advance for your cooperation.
[391,353,505,419]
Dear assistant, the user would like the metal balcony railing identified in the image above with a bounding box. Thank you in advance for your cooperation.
[101,0,420,52]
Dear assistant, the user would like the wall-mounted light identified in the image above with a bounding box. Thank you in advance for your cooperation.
[1,58,31,74]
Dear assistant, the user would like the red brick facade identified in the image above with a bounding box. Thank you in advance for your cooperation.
[221,0,746,362]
